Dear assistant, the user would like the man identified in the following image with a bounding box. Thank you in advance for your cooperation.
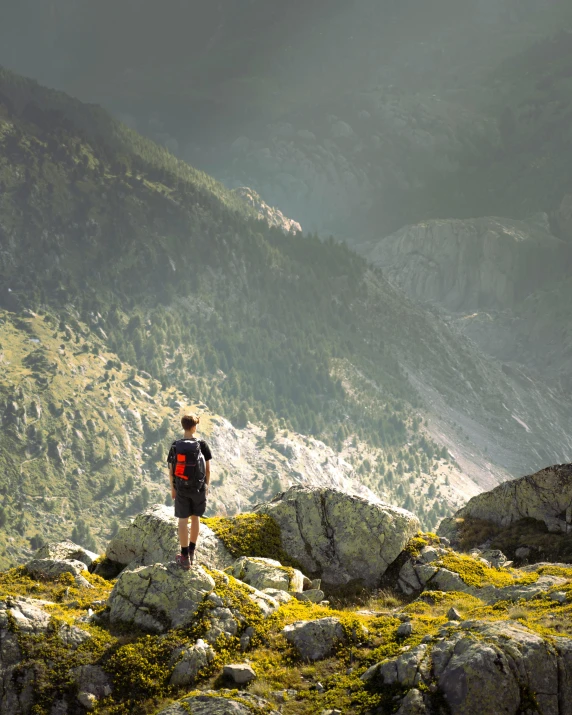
[167,414,212,569]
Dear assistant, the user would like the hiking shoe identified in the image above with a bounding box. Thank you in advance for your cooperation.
[176,553,191,570]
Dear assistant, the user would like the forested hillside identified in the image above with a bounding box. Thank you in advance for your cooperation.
[1,68,571,564]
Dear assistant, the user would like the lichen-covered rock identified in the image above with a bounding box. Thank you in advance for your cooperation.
[169,639,215,687]
[257,486,419,586]
[105,504,233,571]
[108,562,215,632]
[262,588,293,604]
[439,463,572,538]
[25,558,92,588]
[223,662,257,684]
[282,617,345,661]
[397,546,566,604]
[203,607,239,644]
[363,620,572,715]
[0,598,89,715]
[156,691,279,714]
[228,556,305,592]
[294,589,325,604]
[69,665,112,711]
[35,540,99,567]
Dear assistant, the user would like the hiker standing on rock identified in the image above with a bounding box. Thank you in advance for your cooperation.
[167,414,212,569]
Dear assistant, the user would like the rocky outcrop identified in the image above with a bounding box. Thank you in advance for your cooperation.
[69,665,112,711]
[256,486,419,586]
[157,691,279,715]
[35,540,99,567]
[0,597,90,715]
[108,562,215,632]
[363,216,565,313]
[169,639,215,687]
[282,617,346,661]
[228,556,306,593]
[232,187,302,234]
[362,619,572,715]
[397,545,566,604]
[24,558,92,588]
[104,504,233,571]
[439,463,572,539]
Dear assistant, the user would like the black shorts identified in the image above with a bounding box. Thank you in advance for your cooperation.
[174,486,207,519]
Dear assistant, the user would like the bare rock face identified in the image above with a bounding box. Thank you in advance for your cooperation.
[362,620,572,715]
[256,486,420,587]
[104,504,233,571]
[232,187,302,234]
[439,463,572,538]
[108,562,215,633]
[169,639,215,687]
[363,216,565,312]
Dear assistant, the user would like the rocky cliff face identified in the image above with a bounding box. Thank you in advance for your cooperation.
[361,215,566,312]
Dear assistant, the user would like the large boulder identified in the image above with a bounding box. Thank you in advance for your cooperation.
[228,556,305,593]
[25,558,92,588]
[256,486,419,586]
[282,617,346,661]
[107,562,215,633]
[104,504,233,571]
[157,691,279,715]
[439,463,572,539]
[363,619,572,715]
[35,540,99,567]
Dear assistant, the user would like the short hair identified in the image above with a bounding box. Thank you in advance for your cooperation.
[181,414,200,430]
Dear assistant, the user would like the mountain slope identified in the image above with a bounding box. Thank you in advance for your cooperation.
[1,68,572,564]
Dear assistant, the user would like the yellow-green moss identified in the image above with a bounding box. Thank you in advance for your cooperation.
[439,553,539,588]
[204,513,302,569]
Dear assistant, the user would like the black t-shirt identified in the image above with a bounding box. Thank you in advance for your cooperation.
[167,438,212,467]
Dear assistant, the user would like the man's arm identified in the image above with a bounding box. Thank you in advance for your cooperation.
[169,463,176,499]
[205,460,211,494]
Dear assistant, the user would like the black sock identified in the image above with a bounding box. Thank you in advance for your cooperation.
[189,542,196,553]
[181,546,190,557]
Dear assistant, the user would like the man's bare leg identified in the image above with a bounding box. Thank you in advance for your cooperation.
[178,517,189,549]
[190,516,200,546]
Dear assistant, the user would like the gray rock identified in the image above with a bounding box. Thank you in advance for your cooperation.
[223,663,257,684]
[232,187,302,235]
[550,591,568,604]
[169,639,215,687]
[240,626,255,651]
[397,622,414,638]
[25,558,92,588]
[262,588,292,604]
[105,503,233,571]
[395,689,428,715]
[108,562,215,632]
[282,617,345,661]
[156,690,279,715]
[203,607,238,644]
[294,589,325,604]
[365,619,572,715]
[35,540,99,567]
[228,556,305,592]
[447,607,463,621]
[480,549,509,568]
[70,665,112,710]
[257,486,419,587]
[439,464,572,537]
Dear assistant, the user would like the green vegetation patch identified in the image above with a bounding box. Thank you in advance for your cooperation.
[204,513,301,569]
[439,553,539,589]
